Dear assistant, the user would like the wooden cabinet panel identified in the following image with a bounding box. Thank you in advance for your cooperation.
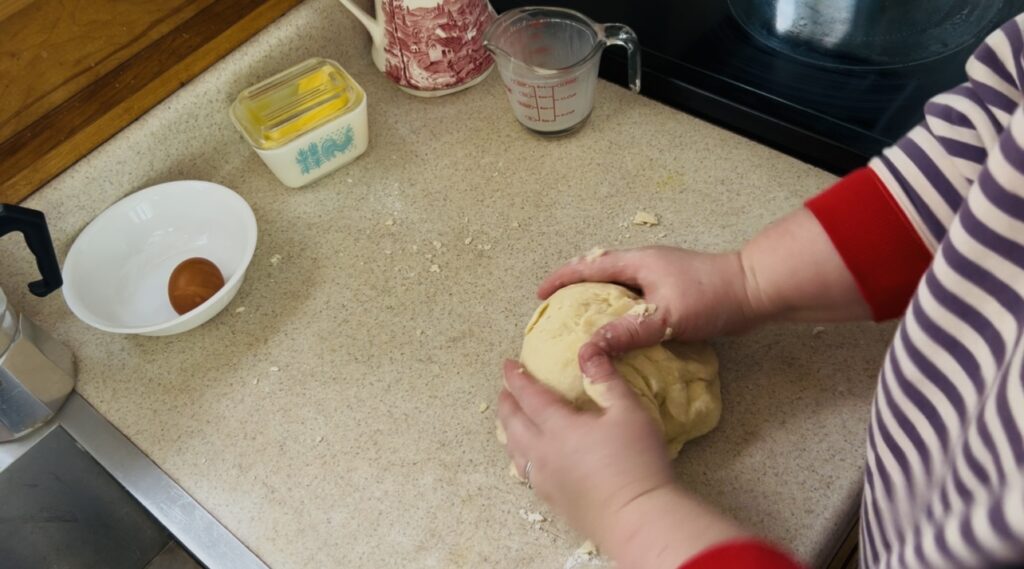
[0,0,216,142]
[0,0,303,204]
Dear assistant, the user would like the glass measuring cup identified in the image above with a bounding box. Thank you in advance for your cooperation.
[483,7,641,136]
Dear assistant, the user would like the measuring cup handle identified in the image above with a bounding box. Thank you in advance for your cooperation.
[601,23,641,93]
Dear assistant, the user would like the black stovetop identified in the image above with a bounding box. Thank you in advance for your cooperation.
[491,0,1024,174]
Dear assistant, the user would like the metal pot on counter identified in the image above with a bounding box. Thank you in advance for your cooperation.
[0,204,75,442]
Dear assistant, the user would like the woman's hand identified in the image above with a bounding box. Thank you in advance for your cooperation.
[497,346,749,568]
[538,209,872,354]
[497,348,672,543]
[538,247,759,351]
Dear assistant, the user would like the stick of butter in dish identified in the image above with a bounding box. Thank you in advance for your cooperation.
[230,57,368,188]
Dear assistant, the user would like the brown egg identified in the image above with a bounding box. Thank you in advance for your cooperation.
[168,257,225,315]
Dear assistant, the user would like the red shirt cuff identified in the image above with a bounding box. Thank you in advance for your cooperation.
[678,540,804,569]
[805,167,932,321]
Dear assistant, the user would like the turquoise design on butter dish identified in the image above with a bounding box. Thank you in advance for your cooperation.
[230,58,370,188]
[296,126,357,175]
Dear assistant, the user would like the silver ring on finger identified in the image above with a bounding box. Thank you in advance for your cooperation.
[524,460,534,490]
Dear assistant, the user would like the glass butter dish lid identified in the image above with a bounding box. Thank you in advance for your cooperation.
[230,58,365,151]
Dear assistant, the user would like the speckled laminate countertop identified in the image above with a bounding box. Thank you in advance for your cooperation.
[0,1,896,567]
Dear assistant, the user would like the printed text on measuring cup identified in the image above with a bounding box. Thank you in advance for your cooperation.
[504,77,583,125]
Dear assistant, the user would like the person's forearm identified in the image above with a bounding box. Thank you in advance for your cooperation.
[739,208,871,323]
[600,484,750,569]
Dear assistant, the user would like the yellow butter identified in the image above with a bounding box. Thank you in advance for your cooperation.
[231,59,361,150]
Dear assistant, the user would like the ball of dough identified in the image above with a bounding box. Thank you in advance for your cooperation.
[519,282,722,457]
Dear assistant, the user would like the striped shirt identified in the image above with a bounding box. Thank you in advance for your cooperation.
[809,14,1024,569]
[678,15,1024,569]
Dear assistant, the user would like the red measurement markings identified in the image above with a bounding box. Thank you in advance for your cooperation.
[508,78,582,123]
[532,85,541,122]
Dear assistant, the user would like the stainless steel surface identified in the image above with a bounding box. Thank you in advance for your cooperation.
[0,287,15,356]
[0,393,269,569]
[0,426,171,568]
[0,307,76,441]
[728,0,1004,67]
[145,542,205,569]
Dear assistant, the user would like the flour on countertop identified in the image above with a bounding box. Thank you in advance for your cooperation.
[564,540,607,569]
[519,509,546,523]
[631,211,660,226]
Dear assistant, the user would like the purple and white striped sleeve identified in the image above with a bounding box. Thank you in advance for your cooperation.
[869,14,1024,250]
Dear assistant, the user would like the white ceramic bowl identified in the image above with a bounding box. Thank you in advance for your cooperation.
[63,180,257,336]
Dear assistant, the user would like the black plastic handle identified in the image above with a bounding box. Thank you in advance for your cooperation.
[0,204,63,297]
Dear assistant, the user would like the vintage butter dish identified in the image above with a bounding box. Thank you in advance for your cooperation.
[230,58,368,188]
